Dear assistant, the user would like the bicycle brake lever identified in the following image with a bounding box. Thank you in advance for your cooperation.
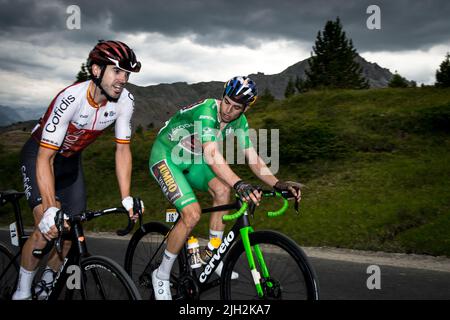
[138,209,143,228]
[294,200,300,215]
[136,197,143,228]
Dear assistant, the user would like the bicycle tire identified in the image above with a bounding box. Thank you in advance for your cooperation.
[59,255,141,300]
[0,243,19,300]
[124,222,184,300]
[220,230,320,300]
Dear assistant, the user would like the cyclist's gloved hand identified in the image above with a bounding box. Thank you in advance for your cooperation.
[274,180,303,203]
[39,207,60,240]
[122,196,145,222]
[233,180,262,206]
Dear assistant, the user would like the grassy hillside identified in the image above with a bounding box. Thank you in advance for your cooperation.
[1,87,449,256]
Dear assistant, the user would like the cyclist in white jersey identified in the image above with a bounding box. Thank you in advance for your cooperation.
[13,40,143,300]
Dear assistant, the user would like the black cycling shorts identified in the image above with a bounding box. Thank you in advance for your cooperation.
[20,138,86,217]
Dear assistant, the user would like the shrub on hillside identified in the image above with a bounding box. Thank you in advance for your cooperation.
[264,119,350,162]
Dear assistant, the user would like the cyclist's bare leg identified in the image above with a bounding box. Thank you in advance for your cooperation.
[166,202,202,254]
[45,239,71,271]
[153,202,202,299]
[205,178,238,279]
[207,177,231,233]
[14,202,63,299]
[20,203,59,271]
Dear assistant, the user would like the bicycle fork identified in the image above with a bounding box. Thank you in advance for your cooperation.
[240,227,271,298]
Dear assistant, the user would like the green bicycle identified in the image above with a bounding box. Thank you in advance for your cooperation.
[124,189,320,300]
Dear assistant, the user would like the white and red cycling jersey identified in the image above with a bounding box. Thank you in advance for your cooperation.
[31,80,134,157]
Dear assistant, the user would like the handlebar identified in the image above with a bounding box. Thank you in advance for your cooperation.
[222,189,298,222]
[222,202,249,221]
[32,201,143,258]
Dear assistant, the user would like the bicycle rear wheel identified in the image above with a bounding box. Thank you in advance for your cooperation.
[124,222,184,300]
[0,243,19,300]
[220,230,319,300]
[63,255,141,300]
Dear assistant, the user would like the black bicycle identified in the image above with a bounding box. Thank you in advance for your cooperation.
[0,190,142,300]
[124,189,320,300]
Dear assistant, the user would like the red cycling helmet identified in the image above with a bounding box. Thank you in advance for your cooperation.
[88,40,141,73]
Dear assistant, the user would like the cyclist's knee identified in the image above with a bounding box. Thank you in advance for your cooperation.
[32,201,61,227]
[208,178,231,197]
[210,182,231,202]
[30,228,46,244]
[181,203,201,229]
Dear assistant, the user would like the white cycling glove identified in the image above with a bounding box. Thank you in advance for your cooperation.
[122,196,144,212]
[38,207,59,234]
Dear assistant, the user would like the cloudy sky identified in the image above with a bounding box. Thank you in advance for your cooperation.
[1,0,449,109]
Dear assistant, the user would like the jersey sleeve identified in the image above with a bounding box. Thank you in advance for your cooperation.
[192,100,219,144]
[115,92,134,144]
[235,115,253,150]
[39,92,79,151]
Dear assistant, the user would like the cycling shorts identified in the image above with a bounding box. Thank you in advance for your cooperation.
[149,139,216,211]
[20,138,86,217]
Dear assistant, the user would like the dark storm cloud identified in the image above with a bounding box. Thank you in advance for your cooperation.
[105,0,450,51]
[1,0,449,51]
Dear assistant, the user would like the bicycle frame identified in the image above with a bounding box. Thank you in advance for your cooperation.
[145,190,292,298]
[197,200,277,297]
[33,208,133,300]
[37,221,88,300]
[1,190,135,300]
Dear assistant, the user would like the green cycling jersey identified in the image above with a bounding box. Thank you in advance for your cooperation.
[156,98,252,157]
[149,98,252,210]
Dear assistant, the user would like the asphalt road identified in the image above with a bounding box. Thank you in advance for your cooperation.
[1,229,449,300]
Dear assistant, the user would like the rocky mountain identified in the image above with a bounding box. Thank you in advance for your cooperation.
[0,55,394,130]
[128,54,394,129]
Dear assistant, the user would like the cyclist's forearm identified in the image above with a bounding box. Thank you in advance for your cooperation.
[203,142,240,187]
[36,147,58,210]
[245,147,278,187]
[248,160,278,187]
[115,143,132,199]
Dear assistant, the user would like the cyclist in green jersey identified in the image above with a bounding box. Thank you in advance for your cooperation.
[149,76,303,300]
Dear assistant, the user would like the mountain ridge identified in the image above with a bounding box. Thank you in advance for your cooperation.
[1,55,394,129]
[128,54,394,129]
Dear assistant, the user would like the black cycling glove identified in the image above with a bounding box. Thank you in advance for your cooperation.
[274,180,304,193]
[233,180,258,202]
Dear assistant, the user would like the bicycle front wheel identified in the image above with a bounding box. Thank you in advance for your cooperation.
[66,255,141,300]
[0,243,19,300]
[220,230,319,300]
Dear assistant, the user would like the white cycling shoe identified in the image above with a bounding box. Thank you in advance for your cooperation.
[34,280,53,300]
[152,270,172,300]
[214,261,239,280]
[34,267,55,300]
[11,290,32,300]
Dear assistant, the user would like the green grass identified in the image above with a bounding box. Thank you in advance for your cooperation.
[1,87,449,256]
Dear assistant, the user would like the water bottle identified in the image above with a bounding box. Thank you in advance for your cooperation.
[187,236,202,269]
[200,237,221,264]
